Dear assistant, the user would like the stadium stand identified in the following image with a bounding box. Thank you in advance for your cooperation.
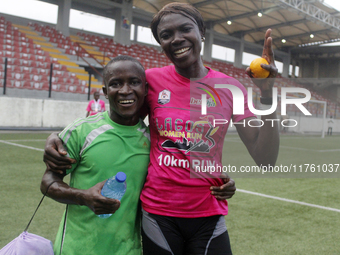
[0,14,339,118]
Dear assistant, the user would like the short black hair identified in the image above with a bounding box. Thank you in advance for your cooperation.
[103,55,145,86]
[150,2,206,44]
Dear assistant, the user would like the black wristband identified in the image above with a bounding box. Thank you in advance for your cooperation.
[260,97,273,105]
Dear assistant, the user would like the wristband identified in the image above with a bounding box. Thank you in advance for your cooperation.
[260,97,273,105]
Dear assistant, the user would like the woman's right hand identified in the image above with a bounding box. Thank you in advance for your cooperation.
[43,132,76,174]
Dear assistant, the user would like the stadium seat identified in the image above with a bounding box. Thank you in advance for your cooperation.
[53,70,65,78]
[64,77,78,85]
[12,65,21,73]
[51,84,60,91]
[32,74,41,82]
[22,66,31,73]
[39,82,49,91]
[21,59,31,67]
[31,81,42,90]
[40,74,50,83]
[35,61,48,69]
[79,80,87,86]
[11,79,31,89]
[84,87,98,95]
[35,55,46,62]
[58,84,68,92]
[39,68,50,76]
[49,76,58,83]
[30,68,39,75]
[4,51,13,58]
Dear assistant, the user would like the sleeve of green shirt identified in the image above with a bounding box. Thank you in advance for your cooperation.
[58,119,82,175]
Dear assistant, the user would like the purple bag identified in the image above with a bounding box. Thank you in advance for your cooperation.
[0,182,56,254]
[0,231,54,255]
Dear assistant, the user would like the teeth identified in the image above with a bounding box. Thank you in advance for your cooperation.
[119,100,135,104]
[174,47,190,55]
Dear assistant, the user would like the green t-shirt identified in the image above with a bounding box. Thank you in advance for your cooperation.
[54,112,150,255]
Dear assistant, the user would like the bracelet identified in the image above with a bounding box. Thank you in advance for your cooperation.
[260,97,273,105]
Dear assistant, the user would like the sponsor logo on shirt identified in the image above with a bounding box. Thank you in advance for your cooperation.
[157,115,219,154]
[190,82,222,108]
[190,97,216,107]
[158,90,171,105]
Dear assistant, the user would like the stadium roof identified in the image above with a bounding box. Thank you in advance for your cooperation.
[44,0,340,51]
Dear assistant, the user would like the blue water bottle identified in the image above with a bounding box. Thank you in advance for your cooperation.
[98,172,127,219]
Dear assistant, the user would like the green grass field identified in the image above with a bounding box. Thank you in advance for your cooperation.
[0,131,339,254]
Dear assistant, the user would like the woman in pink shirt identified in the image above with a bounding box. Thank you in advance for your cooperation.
[86,91,106,117]
[43,3,279,254]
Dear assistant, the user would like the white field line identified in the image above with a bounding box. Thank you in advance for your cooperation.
[318,149,340,152]
[2,139,340,213]
[272,145,339,153]
[5,139,46,142]
[238,189,340,213]
[0,140,44,152]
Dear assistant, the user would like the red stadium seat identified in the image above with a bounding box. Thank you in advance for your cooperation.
[51,58,59,64]
[35,55,46,62]
[53,70,64,77]
[30,68,39,75]
[84,87,98,95]
[41,82,50,90]
[35,61,48,69]
[20,48,31,54]
[40,74,50,83]
[19,41,29,48]
[12,72,23,80]
[51,83,60,91]
[31,81,42,90]
[22,66,31,73]
[64,77,78,85]
[67,85,80,93]
[21,59,32,67]
[58,84,68,92]
[21,53,33,60]
[11,80,30,89]
[53,63,62,70]
[22,80,32,89]
[49,76,58,83]
[79,80,88,86]
[4,51,13,58]
[32,74,41,82]
[39,68,49,76]
[3,44,13,51]
[12,65,21,73]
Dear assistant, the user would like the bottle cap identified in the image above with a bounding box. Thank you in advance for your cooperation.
[115,172,126,183]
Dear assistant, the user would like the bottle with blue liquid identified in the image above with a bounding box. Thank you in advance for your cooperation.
[98,172,127,219]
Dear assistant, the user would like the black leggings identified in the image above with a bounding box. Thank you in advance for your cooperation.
[141,209,232,255]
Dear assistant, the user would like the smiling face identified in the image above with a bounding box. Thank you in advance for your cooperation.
[102,60,147,126]
[157,13,203,74]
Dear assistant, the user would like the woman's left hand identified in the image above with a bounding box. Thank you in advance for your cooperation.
[246,28,278,97]
[210,174,236,200]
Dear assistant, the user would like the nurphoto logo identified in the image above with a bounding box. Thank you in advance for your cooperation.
[200,84,311,128]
